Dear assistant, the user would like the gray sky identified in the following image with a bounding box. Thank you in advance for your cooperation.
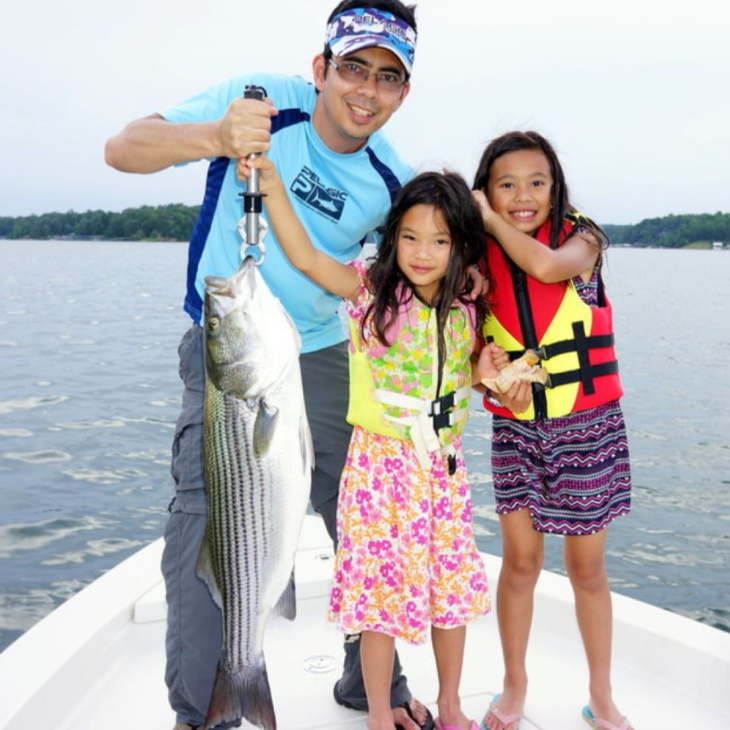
[2,0,728,224]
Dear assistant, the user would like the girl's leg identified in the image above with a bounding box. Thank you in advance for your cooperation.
[564,529,629,728]
[484,509,543,730]
[432,625,472,729]
[361,630,398,730]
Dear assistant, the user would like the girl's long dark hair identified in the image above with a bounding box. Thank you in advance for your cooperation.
[364,171,490,356]
[472,130,608,251]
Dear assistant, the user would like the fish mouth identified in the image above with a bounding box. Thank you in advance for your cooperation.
[205,261,258,314]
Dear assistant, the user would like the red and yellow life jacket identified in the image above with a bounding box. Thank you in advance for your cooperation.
[482,215,622,420]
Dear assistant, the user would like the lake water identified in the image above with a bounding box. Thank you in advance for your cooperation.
[1,240,729,653]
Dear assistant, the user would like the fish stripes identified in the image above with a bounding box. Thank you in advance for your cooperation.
[198,260,313,730]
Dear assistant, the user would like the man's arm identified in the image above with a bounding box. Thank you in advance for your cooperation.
[104,98,277,174]
[104,114,220,173]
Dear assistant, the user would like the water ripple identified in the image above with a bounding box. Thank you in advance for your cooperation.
[0,395,69,415]
[53,419,127,430]
[0,582,85,632]
[43,537,144,566]
[1,449,72,464]
[61,468,138,485]
[0,517,115,558]
[0,428,33,437]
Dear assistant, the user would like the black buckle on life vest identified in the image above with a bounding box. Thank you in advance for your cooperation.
[430,391,456,431]
[427,392,459,476]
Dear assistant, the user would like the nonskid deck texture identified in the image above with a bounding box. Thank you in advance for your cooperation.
[1,516,728,730]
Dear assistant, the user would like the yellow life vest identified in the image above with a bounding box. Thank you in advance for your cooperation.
[346,308,472,469]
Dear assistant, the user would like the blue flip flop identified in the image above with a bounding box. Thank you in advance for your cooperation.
[582,705,632,730]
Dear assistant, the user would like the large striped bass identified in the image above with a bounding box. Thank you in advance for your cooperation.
[197,257,313,730]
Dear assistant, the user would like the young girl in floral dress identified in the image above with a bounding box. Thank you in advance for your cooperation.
[245,155,492,730]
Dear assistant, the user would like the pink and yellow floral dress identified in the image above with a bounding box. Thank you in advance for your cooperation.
[328,262,491,644]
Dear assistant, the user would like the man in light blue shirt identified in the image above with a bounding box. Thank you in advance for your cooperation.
[105,3,435,730]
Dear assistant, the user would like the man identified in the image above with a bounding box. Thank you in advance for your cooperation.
[105,3,434,729]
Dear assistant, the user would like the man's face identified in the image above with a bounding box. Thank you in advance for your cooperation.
[311,46,411,154]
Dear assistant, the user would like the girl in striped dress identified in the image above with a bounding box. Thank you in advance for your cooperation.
[471,131,634,730]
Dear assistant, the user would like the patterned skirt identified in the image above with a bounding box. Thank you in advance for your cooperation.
[491,400,632,535]
[329,428,491,644]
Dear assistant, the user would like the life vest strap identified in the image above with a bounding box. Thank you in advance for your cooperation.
[538,332,614,360]
[499,320,618,396]
[373,385,470,470]
[545,359,619,390]
[503,333,615,362]
[373,385,470,421]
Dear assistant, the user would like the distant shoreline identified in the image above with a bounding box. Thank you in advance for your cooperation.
[2,206,729,249]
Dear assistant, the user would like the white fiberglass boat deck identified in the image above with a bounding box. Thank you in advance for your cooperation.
[0,515,728,730]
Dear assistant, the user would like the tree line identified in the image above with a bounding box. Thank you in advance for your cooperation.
[0,204,200,242]
[603,212,730,248]
[1,206,728,248]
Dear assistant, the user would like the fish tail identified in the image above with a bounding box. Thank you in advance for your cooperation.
[205,659,276,730]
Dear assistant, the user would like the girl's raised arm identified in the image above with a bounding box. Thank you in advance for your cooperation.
[240,155,361,302]
[472,190,600,284]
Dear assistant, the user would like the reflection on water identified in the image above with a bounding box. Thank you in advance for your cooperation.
[0,241,729,653]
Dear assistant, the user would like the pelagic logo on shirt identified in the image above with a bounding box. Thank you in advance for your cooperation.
[290,166,348,222]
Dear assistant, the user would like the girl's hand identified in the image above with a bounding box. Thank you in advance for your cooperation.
[500,380,533,415]
[236,153,281,194]
[472,189,498,234]
[466,266,489,298]
[477,343,533,414]
[476,342,509,382]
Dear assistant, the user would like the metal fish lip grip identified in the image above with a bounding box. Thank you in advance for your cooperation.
[238,84,269,265]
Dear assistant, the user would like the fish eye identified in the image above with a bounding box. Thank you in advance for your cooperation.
[208,317,220,330]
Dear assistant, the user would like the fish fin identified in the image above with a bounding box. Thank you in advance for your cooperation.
[253,402,279,458]
[274,572,297,621]
[205,659,276,730]
[195,532,223,610]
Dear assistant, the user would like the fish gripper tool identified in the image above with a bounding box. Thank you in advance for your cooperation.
[238,84,269,265]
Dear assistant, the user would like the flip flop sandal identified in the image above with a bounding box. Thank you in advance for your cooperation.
[480,693,522,730]
[582,705,633,730]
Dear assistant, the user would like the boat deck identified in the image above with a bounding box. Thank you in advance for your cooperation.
[1,516,729,729]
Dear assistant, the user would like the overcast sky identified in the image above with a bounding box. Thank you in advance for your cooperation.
[2,0,728,225]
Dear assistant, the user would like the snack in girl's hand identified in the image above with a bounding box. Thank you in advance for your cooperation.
[481,349,548,394]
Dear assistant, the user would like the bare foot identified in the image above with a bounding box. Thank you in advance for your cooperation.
[435,709,473,729]
[367,715,398,730]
